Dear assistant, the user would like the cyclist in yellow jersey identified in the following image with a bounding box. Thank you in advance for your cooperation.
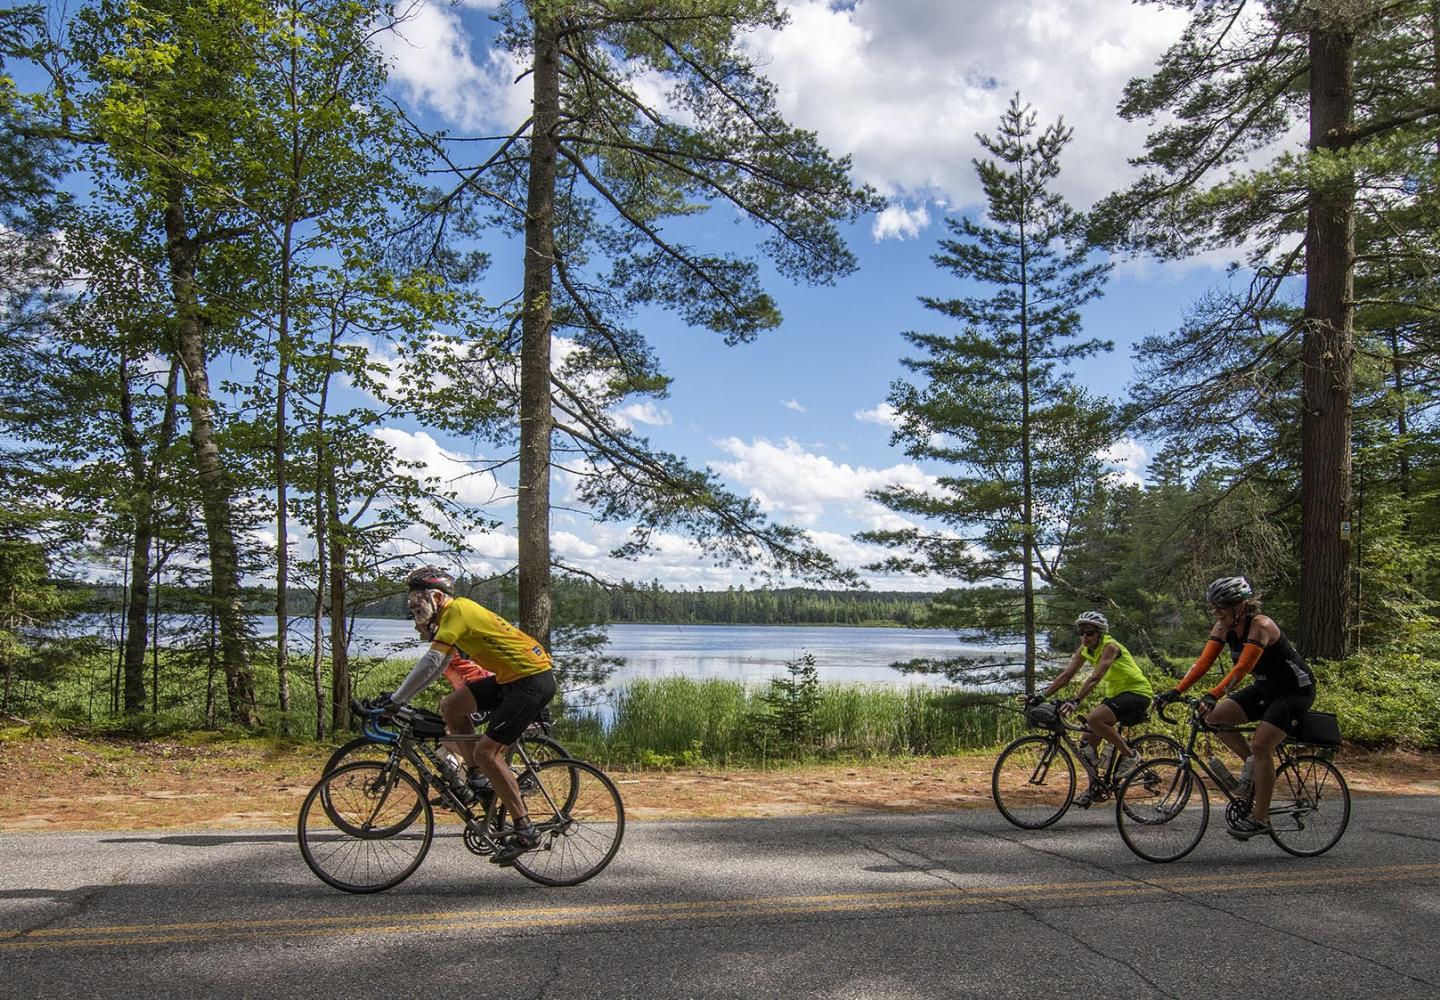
[382,565,556,866]
[1028,611,1154,807]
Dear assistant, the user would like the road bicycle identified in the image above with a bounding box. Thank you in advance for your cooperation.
[1114,695,1350,863]
[991,700,1183,829]
[298,701,623,893]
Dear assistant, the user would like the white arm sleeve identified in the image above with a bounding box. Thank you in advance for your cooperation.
[392,647,451,704]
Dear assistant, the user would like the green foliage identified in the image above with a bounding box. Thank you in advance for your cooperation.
[861,94,1114,687]
[747,652,820,759]
[556,676,1025,767]
[1311,649,1440,748]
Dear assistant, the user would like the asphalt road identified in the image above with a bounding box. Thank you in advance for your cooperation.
[2,796,1437,1000]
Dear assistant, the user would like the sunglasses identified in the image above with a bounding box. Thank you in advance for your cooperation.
[1076,627,1100,637]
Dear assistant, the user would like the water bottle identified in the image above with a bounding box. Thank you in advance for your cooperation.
[1207,755,1237,791]
[1098,745,1115,772]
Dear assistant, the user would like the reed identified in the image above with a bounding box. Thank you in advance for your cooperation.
[556,677,1021,766]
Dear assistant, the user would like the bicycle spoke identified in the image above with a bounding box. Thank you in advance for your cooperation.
[299,762,434,893]
[1268,754,1350,857]
[1116,758,1209,863]
[512,760,624,887]
[992,735,1075,829]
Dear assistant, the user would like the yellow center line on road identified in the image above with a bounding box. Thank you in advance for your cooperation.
[3,862,1437,954]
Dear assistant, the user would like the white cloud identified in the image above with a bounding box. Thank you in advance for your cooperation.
[709,436,934,527]
[375,427,508,506]
[747,0,1194,214]
[1100,435,1148,487]
[855,402,902,430]
[612,401,673,429]
[783,398,807,413]
[872,203,931,241]
[378,1,529,131]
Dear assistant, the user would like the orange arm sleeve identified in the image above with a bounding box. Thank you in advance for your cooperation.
[1176,639,1224,692]
[1209,641,1262,699]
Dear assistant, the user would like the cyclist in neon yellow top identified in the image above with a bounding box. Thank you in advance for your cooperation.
[1033,611,1154,807]
[383,565,555,866]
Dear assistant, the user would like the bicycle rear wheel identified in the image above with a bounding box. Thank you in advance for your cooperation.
[1116,758,1209,863]
[511,759,624,887]
[992,735,1075,829]
[321,738,425,834]
[1268,755,1351,857]
[298,762,433,893]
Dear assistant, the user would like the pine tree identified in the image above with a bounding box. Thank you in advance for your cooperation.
[446,0,881,646]
[862,96,1112,692]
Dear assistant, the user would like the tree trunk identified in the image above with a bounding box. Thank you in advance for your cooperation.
[311,474,328,741]
[327,466,349,733]
[517,12,562,650]
[117,355,151,716]
[163,182,258,725]
[1298,24,1356,661]
[117,358,180,716]
[274,10,301,735]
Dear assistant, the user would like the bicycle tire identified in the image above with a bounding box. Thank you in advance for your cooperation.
[991,735,1075,829]
[511,759,625,887]
[1115,758,1209,863]
[1268,754,1351,857]
[1116,734,1185,821]
[298,762,433,894]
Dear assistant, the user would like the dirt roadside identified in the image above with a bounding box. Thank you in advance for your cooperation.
[1,734,1436,833]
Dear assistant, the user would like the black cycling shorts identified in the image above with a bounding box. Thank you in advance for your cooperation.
[1100,691,1151,727]
[465,670,557,745]
[1228,683,1315,736]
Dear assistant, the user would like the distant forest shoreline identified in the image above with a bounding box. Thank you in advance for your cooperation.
[71,579,945,629]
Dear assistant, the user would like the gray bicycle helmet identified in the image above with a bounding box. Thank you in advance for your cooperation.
[1074,610,1109,632]
[406,565,455,595]
[1205,576,1253,607]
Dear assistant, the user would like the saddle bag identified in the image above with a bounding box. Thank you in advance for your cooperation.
[1293,710,1341,748]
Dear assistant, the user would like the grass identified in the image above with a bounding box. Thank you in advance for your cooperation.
[553,677,1026,767]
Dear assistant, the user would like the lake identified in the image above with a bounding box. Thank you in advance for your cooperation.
[250,617,1016,688]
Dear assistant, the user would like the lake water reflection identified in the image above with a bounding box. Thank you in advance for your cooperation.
[256,618,1015,688]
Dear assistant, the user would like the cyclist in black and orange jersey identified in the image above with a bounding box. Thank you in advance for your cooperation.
[380,565,556,866]
[1154,576,1316,840]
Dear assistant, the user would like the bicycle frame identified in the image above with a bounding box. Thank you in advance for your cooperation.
[1028,714,1141,790]
[1161,699,1312,814]
[358,707,569,851]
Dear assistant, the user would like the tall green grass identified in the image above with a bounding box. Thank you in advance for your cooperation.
[553,676,1023,766]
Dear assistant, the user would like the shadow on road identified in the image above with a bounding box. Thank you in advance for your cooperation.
[99,830,469,848]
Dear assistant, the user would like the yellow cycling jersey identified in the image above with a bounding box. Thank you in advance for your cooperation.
[432,597,552,685]
[1080,635,1153,701]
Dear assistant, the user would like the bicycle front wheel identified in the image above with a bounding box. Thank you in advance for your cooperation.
[298,762,434,893]
[1116,758,1209,863]
[992,735,1075,829]
[511,759,624,887]
[1269,755,1351,857]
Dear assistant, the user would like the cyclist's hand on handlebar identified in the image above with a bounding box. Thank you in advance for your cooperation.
[1154,688,1182,709]
[1197,693,1218,720]
[1059,699,1078,717]
[1021,693,1044,708]
[363,692,399,718]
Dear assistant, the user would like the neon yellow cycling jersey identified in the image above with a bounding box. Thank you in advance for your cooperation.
[1080,635,1153,701]
[432,596,552,685]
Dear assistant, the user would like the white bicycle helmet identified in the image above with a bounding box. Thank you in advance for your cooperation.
[1205,576,1253,607]
[1074,610,1109,632]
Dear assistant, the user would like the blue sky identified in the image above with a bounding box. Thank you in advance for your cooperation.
[355,0,1261,591]
[10,0,1267,590]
